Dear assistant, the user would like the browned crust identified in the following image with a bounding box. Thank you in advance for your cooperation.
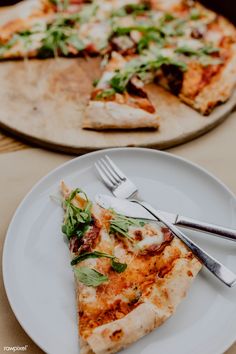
[83,101,160,130]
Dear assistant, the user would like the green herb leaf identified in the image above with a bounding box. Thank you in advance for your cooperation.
[49,0,69,11]
[175,46,199,56]
[137,31,164,53]
[62,188,92,239]
[125,3,150,15]
[111,258,127,273]
[71,251,113,266]
[175,44,220,58]
[190,8,201,20]
[95,89,116,99]
[201,44,220,55]
[93,79,99,87]
[109,55,187,93]
[38,14,82,57]
[71,250,127,273]
[110,213,145,240]
[74,267,108,287]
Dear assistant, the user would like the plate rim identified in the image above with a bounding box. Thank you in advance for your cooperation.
[2,147,236,354]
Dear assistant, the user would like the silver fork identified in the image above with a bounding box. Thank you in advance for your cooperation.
[95,155,236,287]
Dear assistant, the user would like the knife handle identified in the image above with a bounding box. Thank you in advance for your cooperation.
[176,216,236,242]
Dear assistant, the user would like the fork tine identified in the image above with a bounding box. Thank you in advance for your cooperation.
[95,163,115,190]
[105,155,126,180]
[98,160,118,186]
[100,158,122,183]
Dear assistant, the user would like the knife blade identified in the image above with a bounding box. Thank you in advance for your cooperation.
[95,193,176,222]
[95,194,236,242]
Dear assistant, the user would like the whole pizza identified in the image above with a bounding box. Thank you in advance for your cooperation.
[0,0,236,130]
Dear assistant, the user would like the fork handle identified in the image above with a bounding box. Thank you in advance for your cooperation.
[176,215,236,242]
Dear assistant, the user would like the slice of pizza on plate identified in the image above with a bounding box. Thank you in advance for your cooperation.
[60,182,202,354]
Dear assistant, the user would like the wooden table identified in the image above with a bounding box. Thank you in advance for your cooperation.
[0,130,27,153]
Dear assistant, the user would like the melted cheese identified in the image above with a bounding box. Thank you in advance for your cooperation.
[79,22,111,50]
[177,38,203,50]
[205,30,223,45]
[137,234,164,249]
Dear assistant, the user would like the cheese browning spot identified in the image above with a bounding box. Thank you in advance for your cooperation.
[187,270,193,277]
[110,329,124,341]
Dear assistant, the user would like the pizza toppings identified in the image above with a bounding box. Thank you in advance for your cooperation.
[74,266,108,287]
[61,188,92,240]
[71,250,127,273]
[109,212,145,241]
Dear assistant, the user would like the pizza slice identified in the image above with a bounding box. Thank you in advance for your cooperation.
[83,51,159,129]
[60,182,202,354]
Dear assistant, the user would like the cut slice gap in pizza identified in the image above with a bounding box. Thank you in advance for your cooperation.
[60,182,202,354]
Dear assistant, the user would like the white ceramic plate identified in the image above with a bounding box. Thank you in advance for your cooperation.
[3,148,236,354]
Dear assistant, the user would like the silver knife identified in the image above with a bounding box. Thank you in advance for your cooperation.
[95,194,236,242]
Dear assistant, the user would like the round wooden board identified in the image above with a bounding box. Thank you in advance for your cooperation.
[0,57,235,154]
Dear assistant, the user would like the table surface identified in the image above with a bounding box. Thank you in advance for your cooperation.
[0,111,236,354]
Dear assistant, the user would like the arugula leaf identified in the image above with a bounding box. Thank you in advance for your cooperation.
[74,267,108,286]
[109,55,187,93]
[95,89,116,99]
[71,250,127,273]
[110,213,145,240]
[175,46,199,56]
[49,0,69,11]
[158,16,186,37]
[163,13,175,21]
[71,251,113,265]
[137,31,164,53]
[62,188,92,239]
[113,25,157,36]
[201,44,219,55]
[111,3,150,17]
[111,258,127,273]
[38,14,82,57]
[0,28,39,57]
[93,78,99,87]
[190,8,201,20]
[0,36,17,57]
[125,3,151,15]
[175,45,221,66]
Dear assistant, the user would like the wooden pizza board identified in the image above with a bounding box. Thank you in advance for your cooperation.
[0,57,235,154]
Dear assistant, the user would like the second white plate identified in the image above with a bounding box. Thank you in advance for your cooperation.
[3,148,236,354]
